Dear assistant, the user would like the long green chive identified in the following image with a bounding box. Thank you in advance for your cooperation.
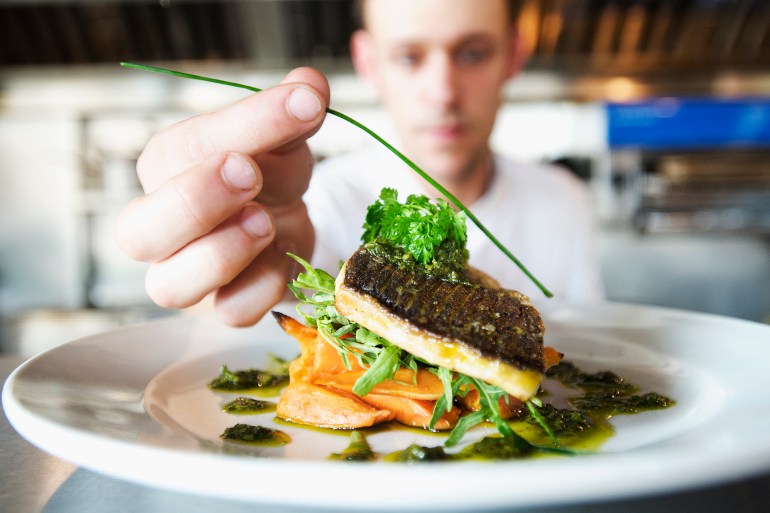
[120,62,552,297]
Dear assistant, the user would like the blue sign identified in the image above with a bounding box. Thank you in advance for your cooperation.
[606,98,770,149]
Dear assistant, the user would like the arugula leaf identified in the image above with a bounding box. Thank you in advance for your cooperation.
[287,253,406,393]
[434,366,454,414]
[433,375,516,448]
[444,410,486,448]
[351,344,401,396]
[287,253,335,295]
[526,398,559,445]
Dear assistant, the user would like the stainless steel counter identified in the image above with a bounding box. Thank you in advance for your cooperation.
[2,354,770,513]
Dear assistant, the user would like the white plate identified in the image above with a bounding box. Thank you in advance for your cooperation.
[4,301,770,510]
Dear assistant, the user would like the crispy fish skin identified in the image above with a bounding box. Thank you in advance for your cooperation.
[335,247,546,400]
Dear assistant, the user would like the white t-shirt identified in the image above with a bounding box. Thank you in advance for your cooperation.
[304,145,604,307]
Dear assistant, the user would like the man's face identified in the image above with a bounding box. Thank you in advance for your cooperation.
[357,0,517,183]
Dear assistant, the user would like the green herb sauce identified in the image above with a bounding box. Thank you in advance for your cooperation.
[222,397,276,415]
[513,413,615,453]
[328,431,377,461]
[388,443,453,463]
[459,433,535,459]
[547,361,636,393]
[524,403,593,437]
[546,361,676,415]
[208,365,288,396]
[571,391,676,414]
[385,434,549,462]
[220,423,290,446]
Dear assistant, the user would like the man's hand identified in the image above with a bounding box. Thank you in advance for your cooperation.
[116,67,329,326]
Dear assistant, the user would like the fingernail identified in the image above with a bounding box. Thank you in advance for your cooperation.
[286,87,322,122]
[222,154,258,191]
[240,206,273,238]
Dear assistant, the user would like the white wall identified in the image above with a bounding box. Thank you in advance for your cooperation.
[0,111,82,310]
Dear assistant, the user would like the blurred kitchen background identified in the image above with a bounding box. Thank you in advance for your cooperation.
[1,0,769,357]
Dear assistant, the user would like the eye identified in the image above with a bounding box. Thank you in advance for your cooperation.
[455,45,491,66]
[394,50,422,68]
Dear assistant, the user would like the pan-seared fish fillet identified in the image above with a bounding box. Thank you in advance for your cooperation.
[334,247,546,400]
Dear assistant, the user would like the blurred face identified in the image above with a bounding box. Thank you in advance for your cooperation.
[354,0,519,185]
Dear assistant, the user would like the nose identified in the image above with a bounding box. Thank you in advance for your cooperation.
[420,52,460,111]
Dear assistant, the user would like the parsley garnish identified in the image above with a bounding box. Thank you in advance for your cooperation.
[362,188,467,266]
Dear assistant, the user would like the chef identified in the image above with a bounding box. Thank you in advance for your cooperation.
[116,0,604,326]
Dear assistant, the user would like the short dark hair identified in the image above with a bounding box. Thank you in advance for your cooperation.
[352,0,518,29]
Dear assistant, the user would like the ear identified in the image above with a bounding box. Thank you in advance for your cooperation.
[350,29,382,91]
[504,25,530,79]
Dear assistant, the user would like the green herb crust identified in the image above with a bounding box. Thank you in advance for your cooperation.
[363,239,470,284]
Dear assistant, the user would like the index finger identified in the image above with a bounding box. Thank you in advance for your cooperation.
[138,67,330,193]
